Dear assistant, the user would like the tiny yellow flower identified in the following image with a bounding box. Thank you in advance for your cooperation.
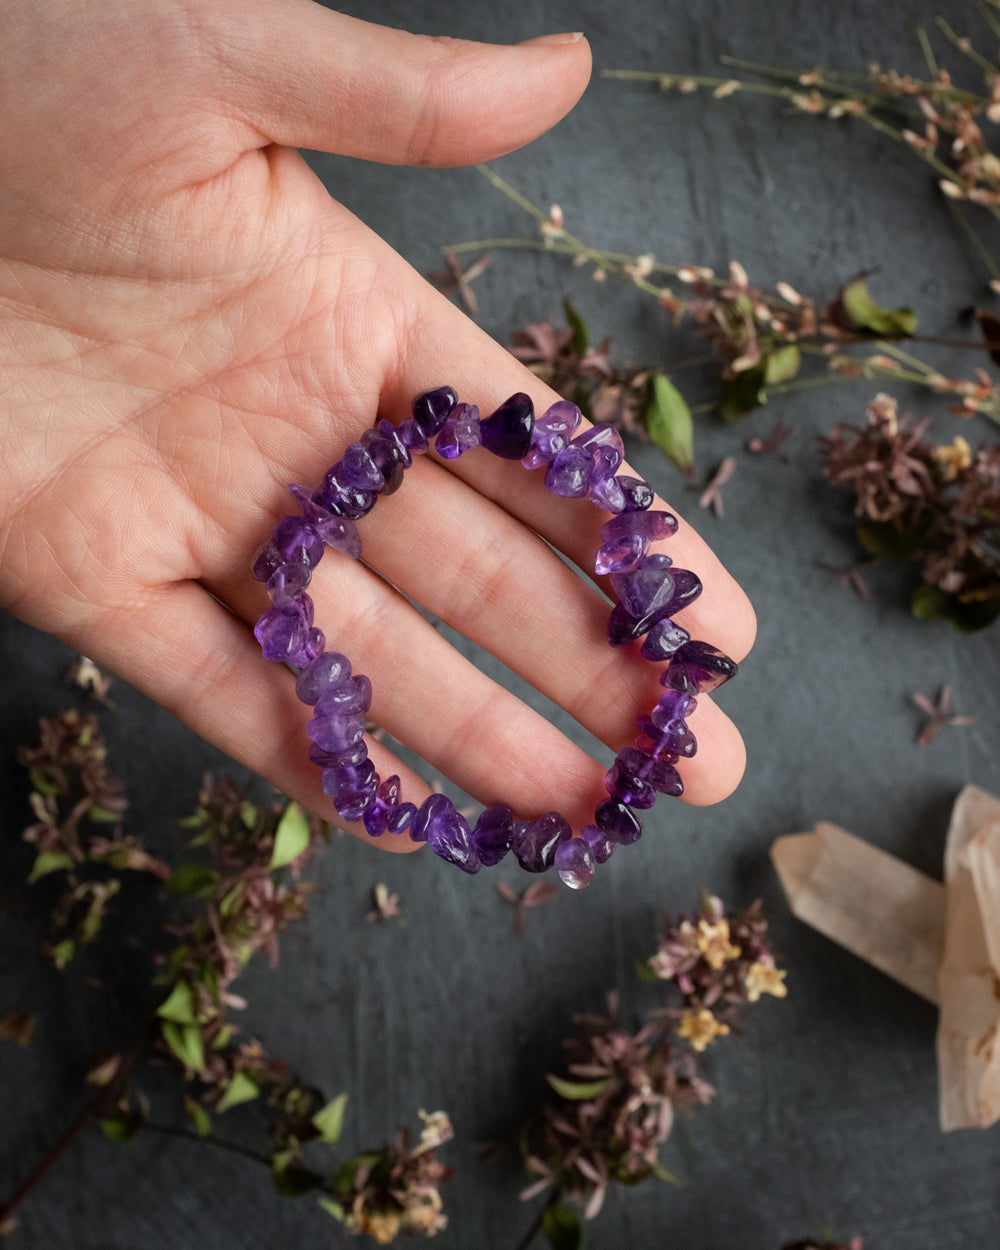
[677,1008,730,1052]
[696,918,741,969]
[745,961,788,1002]
[933,436,973,481]
[359,1210,402,1245]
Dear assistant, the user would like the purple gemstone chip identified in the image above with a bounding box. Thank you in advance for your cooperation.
[511,811,572,872]
[545,444,595,498]
[595,533,649,576]
[660,641,738,694]
[295,652,352,705]
[594,798,643,845]
[523,400,582,469]
[480,393,535,460]
[581,823,616,864]
[599,510,679,544]
[435,402,481,460]
[413,386,457,436]
[471,805,514,868]
[640,618,690,662]
[554,839,595,890]
[415,795,480,873]
[254,595,323,666]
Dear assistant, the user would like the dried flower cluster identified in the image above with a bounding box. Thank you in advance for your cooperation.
[17,708,167,967]
[324,1112,454,1243]
[520,896,786,1231]
[820,392,1000,629]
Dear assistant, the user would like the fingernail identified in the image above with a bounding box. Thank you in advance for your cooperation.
[518,31,584,47]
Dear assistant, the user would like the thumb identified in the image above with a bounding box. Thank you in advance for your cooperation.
[215,0,592,166]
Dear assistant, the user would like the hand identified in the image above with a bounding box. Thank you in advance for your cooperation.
[0,0,755,847]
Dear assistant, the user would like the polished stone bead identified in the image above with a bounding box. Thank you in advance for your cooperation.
[254,595,322,665]
[554,838,595,889]
[315,673,372,717]
[273,516,324,566]
[251,541,283,582]
[296,652,352,705]
[660,641,738,694]
[330,442,385,492]
[635,716,685,761]
[511,811,572,872]
[480,393,534,459]
[314,473,377,520]
[648,690,698,757]
[640,618,690,661]
[611,561,676,619]
[471,805,514,867]
[594,798,643,845]
[287,486,363,558]
[619,476,655,511]
[398,416,429,453]
[600,509,679,544]
[580,823,616,864]
[604,755,656,808]
[413,386,457,436]
[376,419,413,469]
[321,760,378,821]
[571,423,624,475]
[588,473,627,514]
[607,567,703,646]
[545,444,595,497]
[308,738,368,769]
[417,797,481,873]
[360,426,406,495]
[266,561,312,605]
[364,776,416,837]
[595,533,649,576]
[522,400,582,469]
[435,402,481,459]
[307,708,366,753]
[614,746,684,798]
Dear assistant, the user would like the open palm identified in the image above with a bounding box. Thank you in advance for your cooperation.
[0,0,755,846]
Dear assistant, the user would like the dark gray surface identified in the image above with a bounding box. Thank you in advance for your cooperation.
[3,1,1000,1246]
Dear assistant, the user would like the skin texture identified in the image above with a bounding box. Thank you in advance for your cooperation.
[0,0,756,851]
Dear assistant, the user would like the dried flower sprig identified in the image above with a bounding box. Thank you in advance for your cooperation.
[820,392,1000,629]
[4,708,454,1244]
[604,6,1000,281]
[517,895,786,1248]
[17,708,168,967]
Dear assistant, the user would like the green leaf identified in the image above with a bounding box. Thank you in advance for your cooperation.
[856,521,928,559]
[50,939,75,969]
[911,582,1000,631]
[167,863,221,898]
[542,1202,583,1250]
[218,882,244,918]
[269,802,310,870]
[27,850,75,885]
[840,274,917,336]
[99,1111,142,1143]
[240,800,260,830]
[317,1196,346,1223]
[545,1074,609,1101]
[312,1092,348,1144]
[717,362,768,421]
[87,805,123,823]
[28,767,61,796]
[185,1096,212,1138]
[216,1070,260,1114]
[272,1161,323,1198]
[650,1160,680,1184]
[161,1020,205,1073]
[644,373,694,471]
[156,981,198,1025]
[633,957,661,982]
[763,344,801,385]
[562,297,589,358]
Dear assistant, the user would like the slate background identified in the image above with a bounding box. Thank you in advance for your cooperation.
[3,1,1000,1246]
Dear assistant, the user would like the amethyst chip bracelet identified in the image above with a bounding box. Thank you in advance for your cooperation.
[252,388,737,889]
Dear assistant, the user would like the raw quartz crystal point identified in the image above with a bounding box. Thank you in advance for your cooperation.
[479,392,535,459]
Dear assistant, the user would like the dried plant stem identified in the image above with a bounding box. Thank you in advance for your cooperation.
[141,1121,274,1168]
[0,1024,152,1227]
[512,1189,560,1250]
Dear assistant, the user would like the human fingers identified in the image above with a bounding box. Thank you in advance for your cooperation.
[214,0,592,166]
